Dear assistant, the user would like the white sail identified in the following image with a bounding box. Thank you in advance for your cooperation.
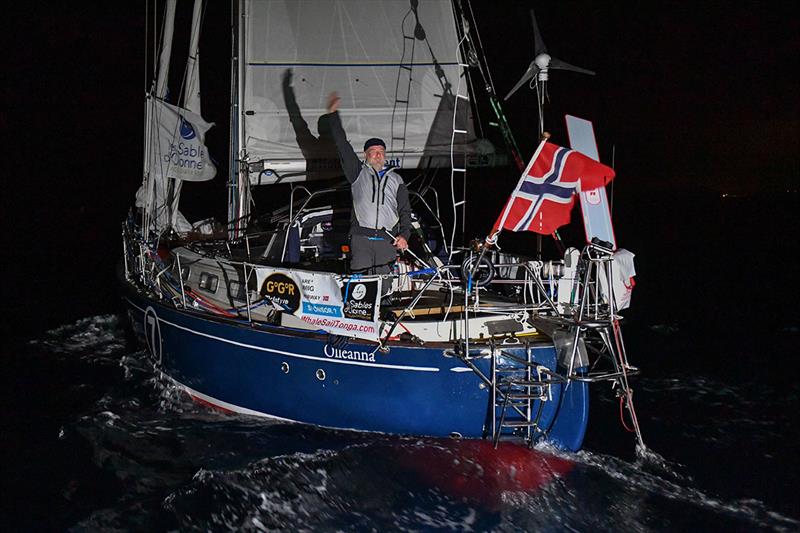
[166,0,206,232]
[138,0,183,233]
[240,0,484,184]
[184,0,203,115]
[155,0,177,99]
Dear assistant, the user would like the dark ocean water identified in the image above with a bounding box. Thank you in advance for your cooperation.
[2,191,798,531]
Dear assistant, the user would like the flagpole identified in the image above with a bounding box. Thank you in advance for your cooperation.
[468,137,550,287]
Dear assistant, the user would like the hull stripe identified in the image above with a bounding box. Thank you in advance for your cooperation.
[180,381,372,434]
[127,297,440,372]
[182,382,293,419]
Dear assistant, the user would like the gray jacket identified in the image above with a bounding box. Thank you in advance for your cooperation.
[325,111,412,240]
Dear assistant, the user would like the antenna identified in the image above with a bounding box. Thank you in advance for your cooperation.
[504,9,596,134]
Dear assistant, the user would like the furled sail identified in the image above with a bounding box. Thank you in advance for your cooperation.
[137,0,217,234]
[240,0,488,185]
[136,99,217,232]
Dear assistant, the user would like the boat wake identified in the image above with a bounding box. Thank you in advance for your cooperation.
[565,447,799,532]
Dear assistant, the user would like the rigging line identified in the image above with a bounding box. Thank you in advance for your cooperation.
[535,81,544,137]
[405,171,425,188]
[403,2,448,96]
[390,8,411,154]
[398,19,416,158]
[437,275,456,335]
[460,0,525,170]
[144,0,149,94]
[406,170,427,194]
[463,0,496,94]
[421,170,438,197]
[451,1,484,139]
[390,7,414,157]
[462,55,484,139]
[142,0,170,234]
[151,0,161,86]
[410,191,448,255]
[618,395,635,433]
[246,61,461,67]
[176,2,199,110]
[154,0,171,93]
[610,144,616,217]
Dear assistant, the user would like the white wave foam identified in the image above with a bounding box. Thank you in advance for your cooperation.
[569,447,799,531]
[30,314,127,357]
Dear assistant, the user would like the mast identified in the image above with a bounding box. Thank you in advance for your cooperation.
[228,0,248,240]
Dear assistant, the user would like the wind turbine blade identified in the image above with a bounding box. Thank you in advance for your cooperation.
[549,57,595,76]
[504,64,539,100]
[530,9,547,56]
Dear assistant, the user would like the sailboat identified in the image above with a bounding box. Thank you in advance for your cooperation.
[122,0,644,453]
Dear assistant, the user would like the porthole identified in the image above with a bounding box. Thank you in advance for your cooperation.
[316,369,326,381]
[229,280,246,301]
[281,362,289,374]
[199,272,219,293]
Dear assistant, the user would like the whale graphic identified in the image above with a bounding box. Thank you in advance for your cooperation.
[179,117,197,140]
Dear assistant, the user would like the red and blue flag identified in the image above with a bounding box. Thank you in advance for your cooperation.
[493,141,615,235]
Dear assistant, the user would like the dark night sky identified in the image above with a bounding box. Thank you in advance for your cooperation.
[477,2,800,194]
[5,2,798,193]
[1,1,798,335]
[5,2,798,201]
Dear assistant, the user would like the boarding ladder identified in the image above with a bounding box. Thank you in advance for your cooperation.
[489,342,566,447]
[453,341,564,448]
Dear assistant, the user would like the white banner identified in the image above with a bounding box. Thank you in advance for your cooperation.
[255,267,382,342]
[152,99,216,182]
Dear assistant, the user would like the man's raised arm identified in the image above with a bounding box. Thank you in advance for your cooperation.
[324,92,361,183]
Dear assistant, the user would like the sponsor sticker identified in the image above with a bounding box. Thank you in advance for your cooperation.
[302,302,342,317]
[260,273,301,313]
[342,279,379,321]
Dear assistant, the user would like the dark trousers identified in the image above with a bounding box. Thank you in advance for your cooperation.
[350,234,396,275]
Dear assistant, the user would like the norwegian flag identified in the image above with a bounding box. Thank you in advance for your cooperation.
[493,140,615,235]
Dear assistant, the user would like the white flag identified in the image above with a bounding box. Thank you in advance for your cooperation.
[152,99,216,182]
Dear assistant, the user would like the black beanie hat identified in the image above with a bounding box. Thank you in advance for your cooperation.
[363,137,386,151]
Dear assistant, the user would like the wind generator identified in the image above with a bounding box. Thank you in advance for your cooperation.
[505,9,595,136]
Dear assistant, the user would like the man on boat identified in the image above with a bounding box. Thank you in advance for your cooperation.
[324,92,412,275]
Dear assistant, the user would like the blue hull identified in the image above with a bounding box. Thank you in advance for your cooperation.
[125,291,589,451]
